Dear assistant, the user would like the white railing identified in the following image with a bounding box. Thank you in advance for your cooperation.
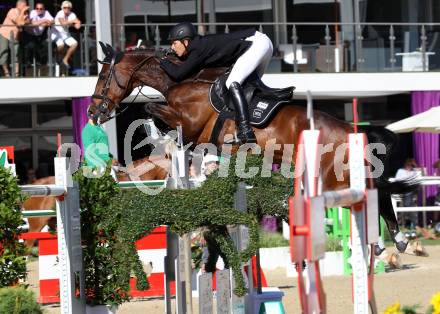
[391,176,440,227]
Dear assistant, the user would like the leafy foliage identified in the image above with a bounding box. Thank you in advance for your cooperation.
[0,286,42,314]
[103,155,290,297]
[0,166,27,287]
[76,155,291,303]
[73,166,130,306]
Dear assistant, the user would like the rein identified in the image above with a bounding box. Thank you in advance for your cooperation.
[91,55,159,124]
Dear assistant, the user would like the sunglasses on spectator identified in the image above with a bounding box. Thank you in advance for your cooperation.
[36,7,44,10]
[63,6,71,9]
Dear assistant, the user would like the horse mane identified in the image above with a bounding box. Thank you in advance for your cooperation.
[122,47,225,82]
[124,47,180,63]
[100,44,225,85]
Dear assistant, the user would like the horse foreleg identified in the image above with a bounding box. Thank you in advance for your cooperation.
[145,102,182,130]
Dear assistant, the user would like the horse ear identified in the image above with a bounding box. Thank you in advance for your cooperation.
[99,41,109,56]
[114,51,124,64]
[106,43,115,56]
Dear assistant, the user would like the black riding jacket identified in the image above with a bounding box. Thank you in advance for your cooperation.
[160,28,256,82]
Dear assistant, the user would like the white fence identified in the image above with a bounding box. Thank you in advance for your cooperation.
[20,157,85,314]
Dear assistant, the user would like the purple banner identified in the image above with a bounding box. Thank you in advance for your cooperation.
[72,97,91,156]
[411,91,440,199]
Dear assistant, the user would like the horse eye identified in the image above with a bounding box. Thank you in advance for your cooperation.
[99,74,106,80]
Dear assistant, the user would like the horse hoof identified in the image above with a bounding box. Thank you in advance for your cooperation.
[388,253,402,269]
[374,244,385,256]
[413,241,429,257]
[395,240,408,253]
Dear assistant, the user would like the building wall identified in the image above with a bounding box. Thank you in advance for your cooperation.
[0,100,73,182]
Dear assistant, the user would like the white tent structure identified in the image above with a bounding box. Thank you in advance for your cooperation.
[386,106,440,133]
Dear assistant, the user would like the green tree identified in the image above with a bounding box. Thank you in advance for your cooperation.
[0,166,27,287]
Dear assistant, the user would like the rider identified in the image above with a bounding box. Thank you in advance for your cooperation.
[160,22,274,144]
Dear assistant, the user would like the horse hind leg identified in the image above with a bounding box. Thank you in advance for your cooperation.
[378,191,408,253]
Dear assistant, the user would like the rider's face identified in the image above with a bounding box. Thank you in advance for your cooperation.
[171,40,188,57]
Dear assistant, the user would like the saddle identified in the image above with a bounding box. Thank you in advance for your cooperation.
[208,71,295,144]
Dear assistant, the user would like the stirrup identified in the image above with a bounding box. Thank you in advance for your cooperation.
[237,124,257,144]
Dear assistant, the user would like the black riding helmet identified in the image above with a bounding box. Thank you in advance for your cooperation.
[168,22,197,41]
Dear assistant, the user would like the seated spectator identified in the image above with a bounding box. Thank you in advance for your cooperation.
[396,158,420,206]
[21,2,53,69]
[0,0,29,77]
[395,158,420,228]
[434,159,440,176]
[51,0,81,75]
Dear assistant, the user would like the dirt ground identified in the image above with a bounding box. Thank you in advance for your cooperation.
[31,245,440,314]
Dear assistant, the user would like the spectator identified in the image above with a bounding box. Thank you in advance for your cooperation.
[125,32,139,50]
[189,153,219,185]
[51,0,81,75]
[433,160,440,222]
[26,168,36,183]
[395,158,420,228]
[433,159,440,176]
[82,113,118,179]
[0,0,29,77]
[22,2,53,70]
[396,158,420,206]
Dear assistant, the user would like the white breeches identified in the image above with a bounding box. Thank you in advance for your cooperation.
[225,31,273,89]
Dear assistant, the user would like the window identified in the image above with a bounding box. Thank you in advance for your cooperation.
[0,136,32,181]
[0,105,32,129]
[37,103,72,128]
[0,101,73,183]
[38,135,74,177]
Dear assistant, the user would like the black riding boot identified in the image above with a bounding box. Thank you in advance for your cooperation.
[229,82,257,144]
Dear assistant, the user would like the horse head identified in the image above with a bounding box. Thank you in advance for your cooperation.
[89,42,169,124]
[89,42,128,124]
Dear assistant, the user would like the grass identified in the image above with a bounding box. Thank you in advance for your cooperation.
[384,227,440,246]
[259,229,289,248]
[258,229,343,251]
[418,238,440,246]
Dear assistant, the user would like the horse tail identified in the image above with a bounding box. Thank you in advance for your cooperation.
[361,125,420,196]
[374,177,420,195]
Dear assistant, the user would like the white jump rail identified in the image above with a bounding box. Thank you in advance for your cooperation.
[289,130,379,314]
[20,184,65,196]
[20,157,85,314]
[391,176,440,227]
[323,189,365,208]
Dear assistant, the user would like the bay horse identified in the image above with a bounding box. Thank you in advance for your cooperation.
[88,44,418,253]
[22,156,169,248]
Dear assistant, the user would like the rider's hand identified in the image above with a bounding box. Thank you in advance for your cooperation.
[159,58,172,68]
[165,48,176,57]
